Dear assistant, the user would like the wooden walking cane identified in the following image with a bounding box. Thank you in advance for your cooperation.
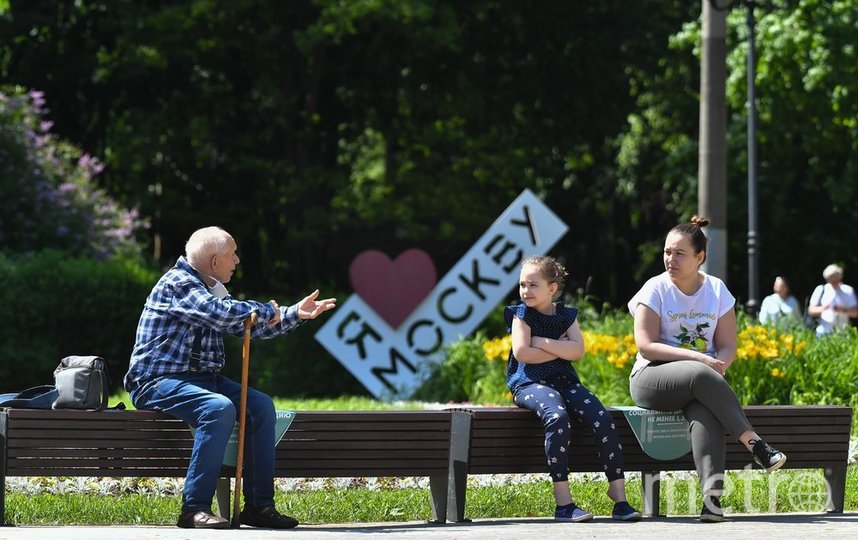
[232,312,258,528]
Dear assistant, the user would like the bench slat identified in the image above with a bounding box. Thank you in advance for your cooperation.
[278,440,451,450]
[281,431,449,442]
[7,459,194,470]
[271,467,447,477]
[7,439,193,449]
[7,448,190,458]
[5,420,187,430]
[7,430,193,442]
[5,469,191,477]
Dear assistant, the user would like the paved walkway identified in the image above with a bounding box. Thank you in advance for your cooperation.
[2,513,857,540]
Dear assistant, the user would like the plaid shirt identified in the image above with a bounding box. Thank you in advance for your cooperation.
[124,256,303,392]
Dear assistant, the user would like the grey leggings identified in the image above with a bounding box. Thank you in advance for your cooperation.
[629,360,753,496]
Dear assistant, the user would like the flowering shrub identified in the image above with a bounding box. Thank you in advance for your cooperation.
[0,86,147,259]
[426,306,858,431]
[736,324,807,362]
[582,332,637,370]
[481,334,511,363]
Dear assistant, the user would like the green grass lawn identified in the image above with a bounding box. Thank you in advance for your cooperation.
[6,467,857,525]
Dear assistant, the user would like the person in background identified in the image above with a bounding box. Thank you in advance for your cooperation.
[505,256,641,523]
[807,264,858,336]
[627,216,787,523]
[125,226,336,529]
[758,276,801,326]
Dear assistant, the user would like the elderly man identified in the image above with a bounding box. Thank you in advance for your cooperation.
[807,264,858,336]
[124,226,336,529]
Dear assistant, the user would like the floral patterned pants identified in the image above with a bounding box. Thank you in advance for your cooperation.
[514,378,625,482]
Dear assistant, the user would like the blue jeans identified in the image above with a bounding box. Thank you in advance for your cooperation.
[130,372,276,513]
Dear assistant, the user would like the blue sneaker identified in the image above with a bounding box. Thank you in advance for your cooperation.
[611,501,641,521]
[554,503,593,522]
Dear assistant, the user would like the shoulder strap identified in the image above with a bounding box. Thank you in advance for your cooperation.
[97,369,110,411]
[814,284,825,305]
[189,330,203,371]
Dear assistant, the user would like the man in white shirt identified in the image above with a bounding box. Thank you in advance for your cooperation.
[807,264,858,336]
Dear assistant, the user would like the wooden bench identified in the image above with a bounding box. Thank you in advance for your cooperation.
[444,405,853,521]
[0,408,453,525]
[3,405,852,525]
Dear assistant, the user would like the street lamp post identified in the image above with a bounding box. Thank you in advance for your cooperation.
[710,0,760,315]
[745,2,759,316]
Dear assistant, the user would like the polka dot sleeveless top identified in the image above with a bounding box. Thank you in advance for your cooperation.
[504,302,580,391]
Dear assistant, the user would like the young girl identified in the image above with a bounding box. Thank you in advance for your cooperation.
[506,256,640,522]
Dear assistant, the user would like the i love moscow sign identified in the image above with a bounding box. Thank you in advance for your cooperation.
[314,189,568,400]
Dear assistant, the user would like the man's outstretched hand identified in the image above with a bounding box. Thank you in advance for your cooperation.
[297,289,337,320]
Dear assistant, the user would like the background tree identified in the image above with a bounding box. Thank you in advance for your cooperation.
[615,0,858,303]
[0,0,697,302]
[2,0,856,397]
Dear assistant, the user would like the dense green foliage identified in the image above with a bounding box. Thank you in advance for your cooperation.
[1,1,857,398]
[0,251,157,392]
[0,0,725,301]
[621,0,858,298]
[0,250,364,397]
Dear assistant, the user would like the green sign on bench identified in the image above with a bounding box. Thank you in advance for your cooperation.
[193,410,296,467]
[614,406,692,461]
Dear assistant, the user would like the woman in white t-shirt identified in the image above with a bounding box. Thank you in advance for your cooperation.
[758,276,802,326]
[806,264,858,336]
[627,216,787,522]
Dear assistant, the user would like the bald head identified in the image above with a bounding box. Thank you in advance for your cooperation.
[185,227,235,269]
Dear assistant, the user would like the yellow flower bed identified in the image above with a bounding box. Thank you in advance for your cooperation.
[482,324,807,376]
[481,331,638,370]
[482,334,512,362]
[736,324,807,369]
[583,331,637,369]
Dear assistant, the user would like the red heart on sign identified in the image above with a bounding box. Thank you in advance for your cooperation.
[349,249,438,329]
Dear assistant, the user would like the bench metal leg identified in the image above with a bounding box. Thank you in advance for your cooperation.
[446,411,472,523]
[824,465,846,513]
[216,477,231,518]
[642,471,662,517]
[1,413,7,526]
[428,474,447,524]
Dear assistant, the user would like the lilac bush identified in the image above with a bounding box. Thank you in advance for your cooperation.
[0,87,147,259]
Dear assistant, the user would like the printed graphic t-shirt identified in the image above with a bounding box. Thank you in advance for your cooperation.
[626,271,735,376]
